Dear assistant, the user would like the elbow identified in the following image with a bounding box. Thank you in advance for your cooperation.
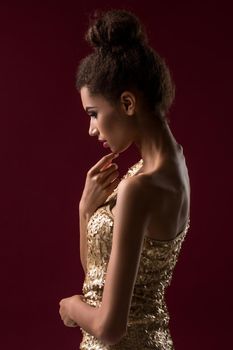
[97,324,127,346]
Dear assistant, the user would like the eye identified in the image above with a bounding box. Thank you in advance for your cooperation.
[89,112,97,119]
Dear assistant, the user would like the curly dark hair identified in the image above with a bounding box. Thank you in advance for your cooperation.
[76,9,175,121]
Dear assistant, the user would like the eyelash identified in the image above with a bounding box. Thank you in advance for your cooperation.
[89,112,97,118]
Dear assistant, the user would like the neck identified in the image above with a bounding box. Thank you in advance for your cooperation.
[133,113,180,172]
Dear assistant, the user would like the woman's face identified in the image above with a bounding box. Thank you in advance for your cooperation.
[80,86,136,154]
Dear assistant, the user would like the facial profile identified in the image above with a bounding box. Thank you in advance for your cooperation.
[80,86,138,154]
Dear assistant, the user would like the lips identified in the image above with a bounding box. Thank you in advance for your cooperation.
[98,139,110,148]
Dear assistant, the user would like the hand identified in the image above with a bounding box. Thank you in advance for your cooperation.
[79,152,120,217]
[59,295,84,327]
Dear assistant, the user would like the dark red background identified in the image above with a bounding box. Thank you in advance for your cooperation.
[1,1,232,349]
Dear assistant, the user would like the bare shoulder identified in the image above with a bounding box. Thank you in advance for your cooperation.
[130,170,190,239]
[116,174,158,220]
[117,174,150,208]
[119,171,162,199]
[116,172,148,212]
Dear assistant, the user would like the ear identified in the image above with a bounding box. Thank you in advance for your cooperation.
[120,91,136,116]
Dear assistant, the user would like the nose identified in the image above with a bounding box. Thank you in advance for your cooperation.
[88,120,98,137]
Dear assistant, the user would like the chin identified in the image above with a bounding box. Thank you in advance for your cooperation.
[118,143,131,154]
[111,146,121,154]
[111,141,131,154]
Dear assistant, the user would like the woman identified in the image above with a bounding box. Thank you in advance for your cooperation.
[59,9,190,349]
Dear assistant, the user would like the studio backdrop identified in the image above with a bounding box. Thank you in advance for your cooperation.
[0,1,232,349]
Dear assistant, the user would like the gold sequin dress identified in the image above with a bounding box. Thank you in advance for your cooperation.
[80,159,190,350]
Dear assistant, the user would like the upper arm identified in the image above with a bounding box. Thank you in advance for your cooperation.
[98,178,150,344]
[80,234,87,275]
[79,211,89,276]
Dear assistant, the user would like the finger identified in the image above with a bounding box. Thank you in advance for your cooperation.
[98,153,119,171]
[100,162,114,172]
[100,161,118,173]
[92,153,119,173]
[101,167,119,184]
[108,176,121,191]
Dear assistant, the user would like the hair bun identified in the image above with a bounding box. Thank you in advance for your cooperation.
[85,9,148,52]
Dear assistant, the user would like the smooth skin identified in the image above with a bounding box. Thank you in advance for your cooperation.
[59,86,190,345]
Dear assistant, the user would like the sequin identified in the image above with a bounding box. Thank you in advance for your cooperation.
[80,159,190,349]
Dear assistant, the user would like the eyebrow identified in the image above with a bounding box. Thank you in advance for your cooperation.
[85,106,98,112]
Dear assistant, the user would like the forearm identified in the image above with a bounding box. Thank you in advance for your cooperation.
[70,297,101,339]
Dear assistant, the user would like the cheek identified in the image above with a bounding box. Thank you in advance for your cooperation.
[101,113,119,132]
